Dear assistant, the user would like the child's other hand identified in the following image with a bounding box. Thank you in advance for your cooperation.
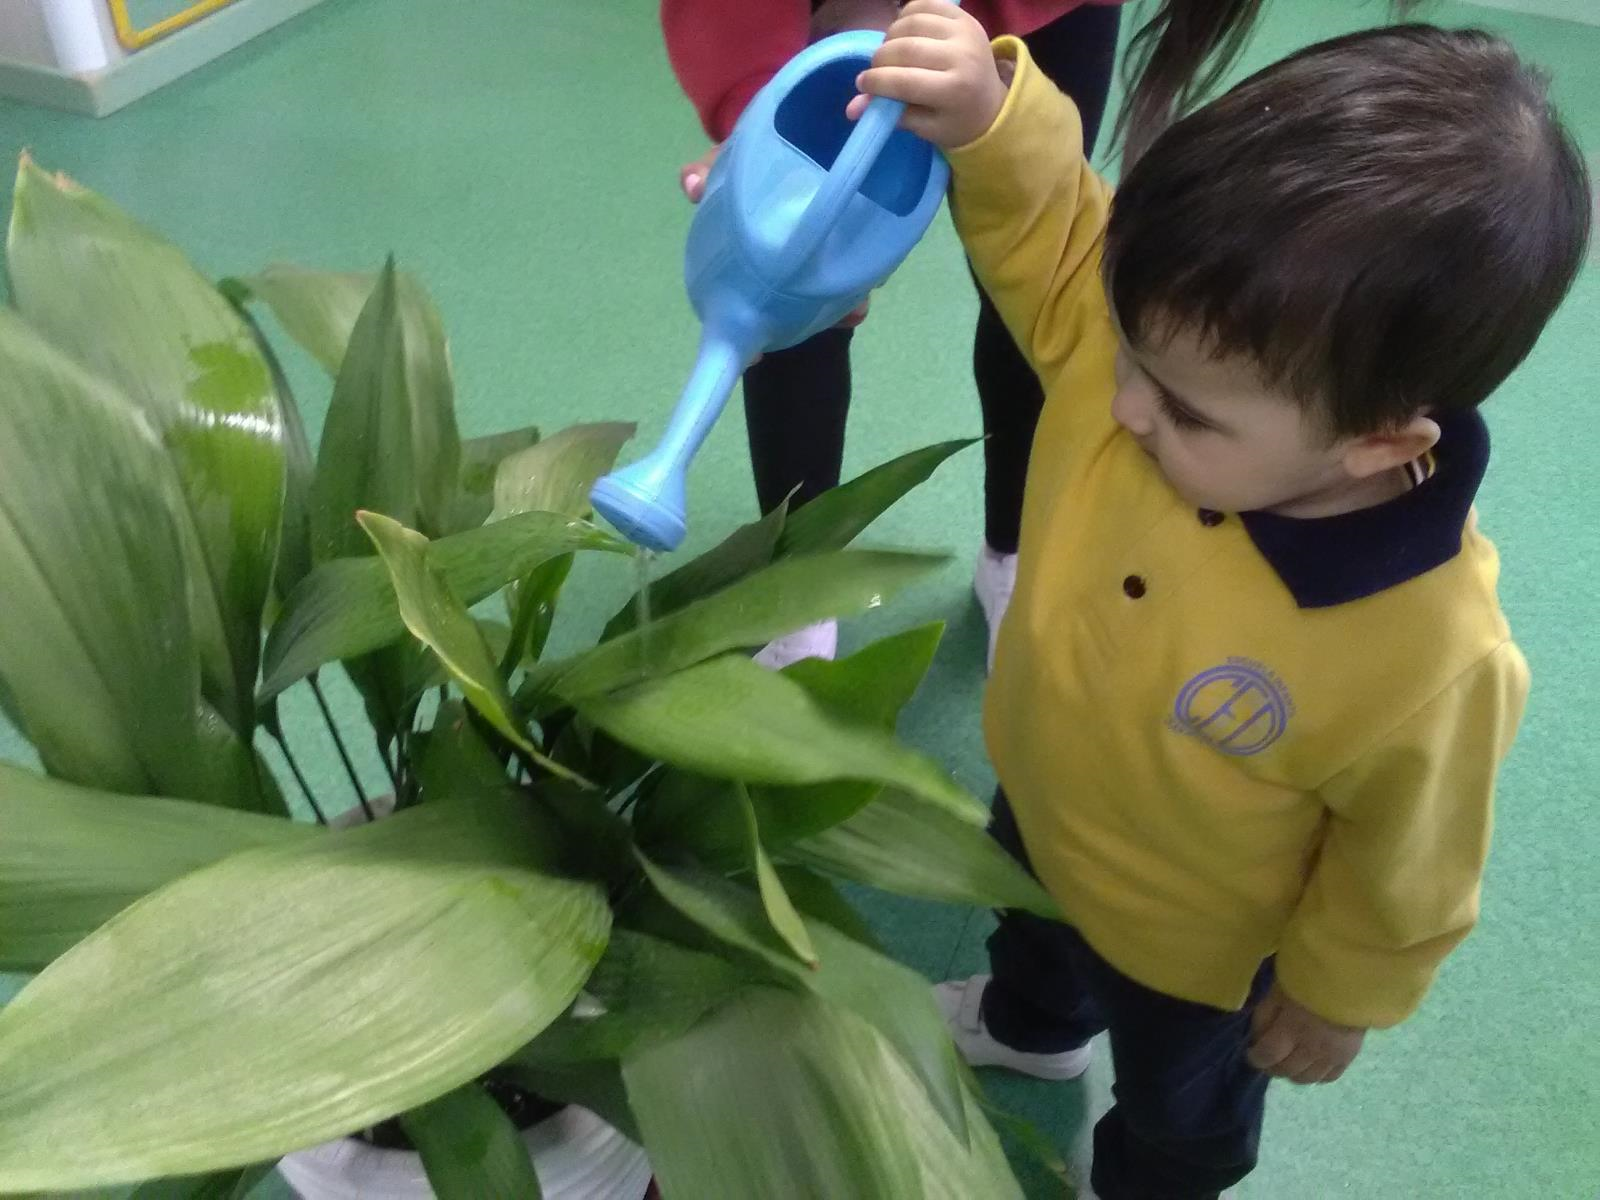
[1247,982,1366,1084]
[847,0,1009,149]
[680,142,722,203]
[676,140,870,332]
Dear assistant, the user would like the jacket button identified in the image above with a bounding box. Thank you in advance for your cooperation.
[1122,574,1147,599]
[1198,509,1224,527]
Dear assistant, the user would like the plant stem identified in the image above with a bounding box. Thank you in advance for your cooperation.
[375,734,401,794]
[274,734,328,825]
[309,674,374,821]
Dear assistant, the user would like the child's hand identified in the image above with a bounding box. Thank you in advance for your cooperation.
[680,143,723,204]
[677,140,870,331]
[847,0,1010,149]
[1247,982,1366,1084]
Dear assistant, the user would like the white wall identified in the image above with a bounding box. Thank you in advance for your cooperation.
[0,3,58,68]
[0,0,114,73]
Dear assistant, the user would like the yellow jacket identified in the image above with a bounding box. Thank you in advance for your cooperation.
[951,39,1529,1027]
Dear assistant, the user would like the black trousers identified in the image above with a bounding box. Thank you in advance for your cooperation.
[742,5,1123,552]
[985,792,1274,1200]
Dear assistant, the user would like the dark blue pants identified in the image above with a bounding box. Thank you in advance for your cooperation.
[984,792,1274,1200]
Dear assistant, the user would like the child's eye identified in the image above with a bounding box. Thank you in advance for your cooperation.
[1155,386,1210,432]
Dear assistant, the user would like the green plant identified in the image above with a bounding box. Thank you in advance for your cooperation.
[0,160,1061,1199]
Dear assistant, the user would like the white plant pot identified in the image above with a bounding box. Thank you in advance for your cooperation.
[278,1104,652,1200]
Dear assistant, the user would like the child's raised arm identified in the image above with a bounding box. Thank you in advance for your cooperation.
[853,0,1113,386]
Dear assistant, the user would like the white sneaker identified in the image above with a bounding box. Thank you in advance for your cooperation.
[753,619,838,670]
[934,974,1091,1081]
[974,544,1017,674]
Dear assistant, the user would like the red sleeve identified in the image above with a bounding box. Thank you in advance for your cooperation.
[660,0,812,142]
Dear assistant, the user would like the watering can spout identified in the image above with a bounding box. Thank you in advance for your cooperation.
[590,332,750,553]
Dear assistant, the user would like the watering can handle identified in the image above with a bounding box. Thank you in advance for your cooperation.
[772,94,908,280]
[775,1,963,277]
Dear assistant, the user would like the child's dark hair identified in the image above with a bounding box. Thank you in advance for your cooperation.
[1118,2,1423,163]
[1104,25,1592,437]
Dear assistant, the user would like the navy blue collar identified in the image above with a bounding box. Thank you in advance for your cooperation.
[1237,411,1490,609]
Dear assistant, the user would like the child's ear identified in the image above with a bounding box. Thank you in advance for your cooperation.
[1340,414,1442,480]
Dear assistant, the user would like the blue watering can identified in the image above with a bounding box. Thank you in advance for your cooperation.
[589,28,952,552]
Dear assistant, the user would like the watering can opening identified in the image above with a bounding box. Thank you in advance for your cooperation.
[774,56,933,217]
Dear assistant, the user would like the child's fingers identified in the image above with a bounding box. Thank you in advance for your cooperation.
[1244,1012,1295,1071]
[883,9,963,41]
[897,105,953,142]
[856,65,952,108]
[871,34,957,71]
[1276,1047,1324,1084]
[844,91,940,141]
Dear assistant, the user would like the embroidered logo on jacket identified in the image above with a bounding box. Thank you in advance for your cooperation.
[1170,658,1294,756]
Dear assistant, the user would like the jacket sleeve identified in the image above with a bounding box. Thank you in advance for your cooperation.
[1275,641,1529,1028]
[660,0,811,141]
[944,37,1114,389]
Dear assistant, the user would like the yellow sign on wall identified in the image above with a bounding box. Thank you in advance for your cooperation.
[108,0,239,50]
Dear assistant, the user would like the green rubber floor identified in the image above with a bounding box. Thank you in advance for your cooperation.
[1,0,1595,1195]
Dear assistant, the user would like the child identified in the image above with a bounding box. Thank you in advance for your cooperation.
[852,3,1590,1196]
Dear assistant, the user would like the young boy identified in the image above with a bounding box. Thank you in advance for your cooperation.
[853,3,1591,1196]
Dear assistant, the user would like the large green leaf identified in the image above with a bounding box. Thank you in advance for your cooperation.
[781,622,943,727]
[777,439,974,557]
[633,860,969,1142]
[752,624,945,847]
[309,261,419,561]
[230,263,461,538]
[0,311,272,813]
[633,627,947,866]
[455,426,541,531]
[358,513,588,787]
[578,654,983,824]
[525,930,747,1065]
[631,776,812,962]
[601,500,787,642]
[0,793,610,1191]
[399,1083,544,1200]
[632,771,745,869]
[736,786,815,966]
[491,422,635,521]
[524,550,945,706]
[503,553,573,671]
[259,511,624,700]
[358,513,530,748]
[236,304,315,601]
[0,763,306,972]
[7,159,286,729]
[623,988,1022,1200]
[500,1057,641,1146]
[770,863,884,951]
[224,265,372,376]
[787,789,1060,918]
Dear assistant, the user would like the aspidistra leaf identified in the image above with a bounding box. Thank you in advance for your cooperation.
[0,312,276,814]
[0,793,609,1191]
[7,158,286,731]
[0,762,306,973]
